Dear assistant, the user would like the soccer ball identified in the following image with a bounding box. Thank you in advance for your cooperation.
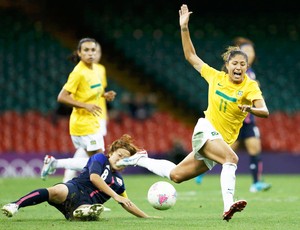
[147,181,177,210]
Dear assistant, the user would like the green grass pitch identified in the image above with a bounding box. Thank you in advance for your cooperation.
[0,174,299,230]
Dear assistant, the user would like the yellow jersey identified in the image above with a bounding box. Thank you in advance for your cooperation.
[200,64,263,145]
[63,61,104,135]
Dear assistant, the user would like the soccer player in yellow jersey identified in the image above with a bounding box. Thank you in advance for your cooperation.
[116,4,269,221]
[41,41,116,193]
[48,38,115,183]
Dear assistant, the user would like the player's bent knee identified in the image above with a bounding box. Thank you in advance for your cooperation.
[48,185,68,203]
[228,152,239,164]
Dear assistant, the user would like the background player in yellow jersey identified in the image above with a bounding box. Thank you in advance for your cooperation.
[116,4,269,221]
[41,41,116,183]
[44,38,116,183]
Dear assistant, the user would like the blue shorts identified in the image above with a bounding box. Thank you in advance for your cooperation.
[238,122,260,140]
[48,182,98,220]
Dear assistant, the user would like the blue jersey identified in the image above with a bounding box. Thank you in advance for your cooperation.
[71,153,126,203]
[49,153,126,219]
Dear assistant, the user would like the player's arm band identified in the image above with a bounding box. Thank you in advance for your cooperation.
[120,191,128,198]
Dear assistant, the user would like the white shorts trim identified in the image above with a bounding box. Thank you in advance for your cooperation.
[192,118,222,170]
[71,129,105,152]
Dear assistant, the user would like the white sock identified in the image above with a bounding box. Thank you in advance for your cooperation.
[56,158,88,171]
[73,147,89,158]
[63,148,88,183]
[137,158,176,179]
[220,162,237,212]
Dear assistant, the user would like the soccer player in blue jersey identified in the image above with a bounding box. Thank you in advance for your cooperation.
[117,4,269,222]
[231,37,271,193]
[2,135,152,220]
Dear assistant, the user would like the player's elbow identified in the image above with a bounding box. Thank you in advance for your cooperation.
[260,109,269,118]
[263,111,269,118]
[57,95,62,103]
[57,89,69,103]
[57,91,64,103]
[184,53,190,61]
[185,54,193,64]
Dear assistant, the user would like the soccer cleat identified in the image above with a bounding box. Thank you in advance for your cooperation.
[2,203,19,217]
[73,204,104,221]
[223,200,247,222]
[250,181,271,193]
[116,150,148,167]
[41,155,57,180]
[195,174,204,184]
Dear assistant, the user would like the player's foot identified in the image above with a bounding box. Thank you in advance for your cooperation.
[73,204,104,221]
[41,155,57,180]
[250,181,271,193]
[223,200,247,222]
[116,150,148,167]
[2,203,19,217]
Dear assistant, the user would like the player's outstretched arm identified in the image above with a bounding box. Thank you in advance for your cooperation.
[121,202,149,218]
[121,201,161,218]
[90,173,132,207]
[238,99,269,118]
[179,4,204,72]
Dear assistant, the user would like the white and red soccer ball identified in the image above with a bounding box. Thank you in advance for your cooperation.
[147,181,177,210]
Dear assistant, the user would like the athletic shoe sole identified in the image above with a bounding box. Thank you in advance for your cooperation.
[73,204,104,221]
[223,200,247,222]
[2,208,13,217]
[2,204,19,217]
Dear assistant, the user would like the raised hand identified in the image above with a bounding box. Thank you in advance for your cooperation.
[179,4,192,27]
